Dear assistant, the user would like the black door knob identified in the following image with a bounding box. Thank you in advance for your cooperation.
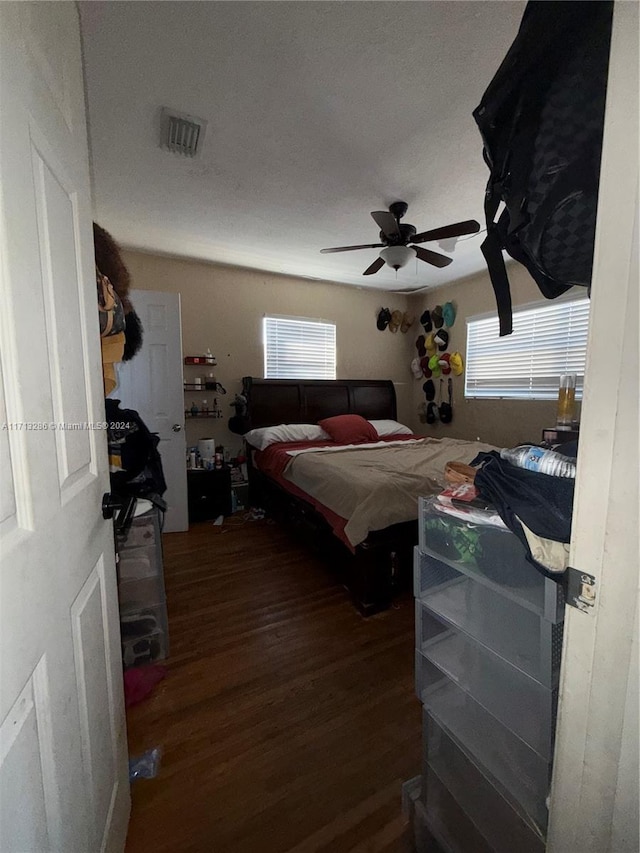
[102,492,117,519]
[102,492,137,535]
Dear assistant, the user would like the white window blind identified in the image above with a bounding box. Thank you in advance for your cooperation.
[465,296,590,399]
[264,316,336,380]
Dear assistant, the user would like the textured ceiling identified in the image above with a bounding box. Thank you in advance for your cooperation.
[80,1,525,292]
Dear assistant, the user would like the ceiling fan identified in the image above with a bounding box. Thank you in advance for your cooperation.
[320,201,480,276]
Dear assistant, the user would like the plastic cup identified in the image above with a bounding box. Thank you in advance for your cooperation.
[557,374,576,429]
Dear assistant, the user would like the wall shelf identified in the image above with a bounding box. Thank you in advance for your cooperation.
[184,356,216,366]
[184,383,219,391]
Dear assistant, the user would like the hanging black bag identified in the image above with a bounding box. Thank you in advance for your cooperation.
[473,1,613,336]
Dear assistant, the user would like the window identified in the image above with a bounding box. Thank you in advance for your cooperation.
[263,315,336,380]
[465,296,590,399]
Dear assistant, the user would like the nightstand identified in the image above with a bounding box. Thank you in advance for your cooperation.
[541,426,580,447]
[187,468,232,523]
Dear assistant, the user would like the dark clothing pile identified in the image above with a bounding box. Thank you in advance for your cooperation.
[106,398,167,511]
[471,450,576,581]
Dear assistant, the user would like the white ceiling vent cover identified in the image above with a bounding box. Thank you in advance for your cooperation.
[160,108,207,157]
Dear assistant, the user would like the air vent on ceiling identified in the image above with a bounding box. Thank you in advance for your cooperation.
[160,108,207,158]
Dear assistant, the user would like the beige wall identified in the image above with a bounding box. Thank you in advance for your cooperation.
[121,249,583,452]
[121,250,415,454]
[407,264,583,447]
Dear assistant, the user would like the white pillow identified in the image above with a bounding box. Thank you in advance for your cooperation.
[244,423,331,450]
[368,419,413,437]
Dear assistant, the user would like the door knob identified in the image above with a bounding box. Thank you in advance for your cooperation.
[172,423,182,432]
[102,492,136,535]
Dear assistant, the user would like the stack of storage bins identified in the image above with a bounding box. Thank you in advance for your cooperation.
[410,496,565,852]
[116,507,169,669]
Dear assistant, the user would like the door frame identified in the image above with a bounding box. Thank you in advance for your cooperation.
[548,4,639,850]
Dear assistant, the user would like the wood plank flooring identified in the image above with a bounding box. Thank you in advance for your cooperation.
[125,516,422,853]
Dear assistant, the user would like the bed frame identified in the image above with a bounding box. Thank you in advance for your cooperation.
[241,377,417,616]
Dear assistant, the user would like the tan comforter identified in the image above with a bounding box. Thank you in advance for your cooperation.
[283,437,496,546]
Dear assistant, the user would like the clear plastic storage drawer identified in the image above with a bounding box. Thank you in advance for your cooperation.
[415,616,557,760]
[118,544,160,581]
[420,767,494,853]
[414,520,564,622]
[413,546,461,599]
[415,581,563,688]
[120,602,168,647]
[121,628,167,669]
[117,512,157,550]
[421,672,551,833]
[424,712,546,853]
[120,601,168,669]
[118,575,166,614]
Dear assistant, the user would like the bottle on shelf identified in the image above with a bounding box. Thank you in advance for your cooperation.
[202,399,209,414]
[205,347,215,365]
[500,445,576,478]
[205,372,216,390]
[190,402,199,417]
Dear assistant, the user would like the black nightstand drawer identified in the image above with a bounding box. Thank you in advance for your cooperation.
[187,469,232,522]
[541,427,579,446]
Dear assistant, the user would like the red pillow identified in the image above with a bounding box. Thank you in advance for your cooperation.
[318,414,379,444]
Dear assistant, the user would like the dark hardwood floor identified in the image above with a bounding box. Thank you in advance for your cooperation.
[125,516,421,853]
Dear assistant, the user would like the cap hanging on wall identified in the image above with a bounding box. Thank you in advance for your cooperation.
[434,329,449,351]
[443,302,456,327]
[410,358,423,379]
[450,352,465,375]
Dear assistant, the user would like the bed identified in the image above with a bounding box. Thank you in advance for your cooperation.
[241,376,494,615]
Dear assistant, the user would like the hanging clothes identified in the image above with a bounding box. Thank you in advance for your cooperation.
[97,265,126,395]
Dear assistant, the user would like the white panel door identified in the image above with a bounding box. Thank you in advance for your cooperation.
[0,5,129,852]
[113,290,188,532]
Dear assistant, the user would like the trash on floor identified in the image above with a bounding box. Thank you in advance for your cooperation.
[129,747,162,782]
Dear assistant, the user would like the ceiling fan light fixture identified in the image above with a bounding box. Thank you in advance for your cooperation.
[380,245,416,270]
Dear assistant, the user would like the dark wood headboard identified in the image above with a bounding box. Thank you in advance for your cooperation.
[241,377,397,430]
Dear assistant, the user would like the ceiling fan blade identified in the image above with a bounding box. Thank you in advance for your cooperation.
[371,210,400,239]
[363,257,385,276]
[320,243,385,254]
[412,219,481,244]
[413,246,454,268]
